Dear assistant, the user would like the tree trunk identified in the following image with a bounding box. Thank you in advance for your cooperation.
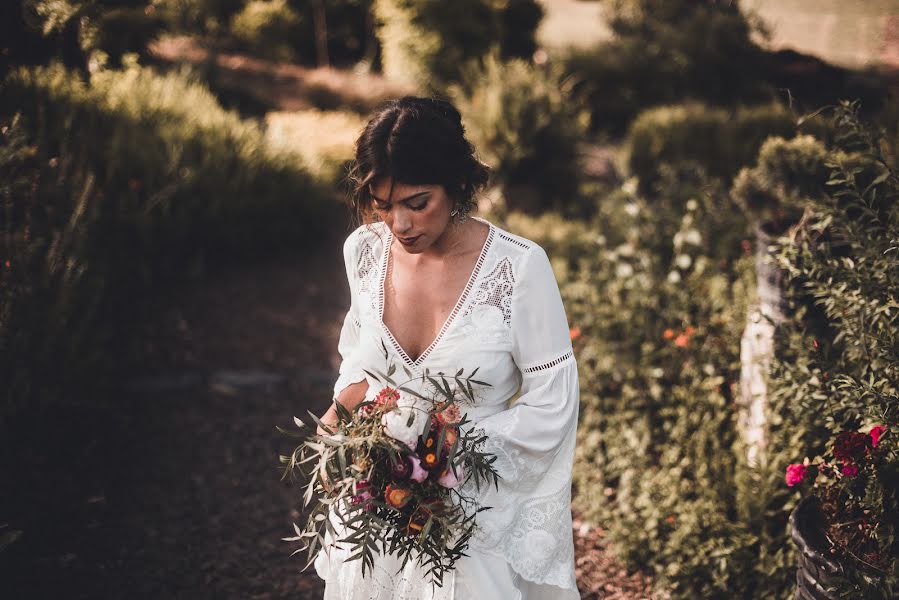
[312,0,329,68]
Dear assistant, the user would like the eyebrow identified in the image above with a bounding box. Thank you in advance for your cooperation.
[370,190,431,204]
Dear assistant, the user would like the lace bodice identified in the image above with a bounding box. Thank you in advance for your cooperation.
[320,218,581,599]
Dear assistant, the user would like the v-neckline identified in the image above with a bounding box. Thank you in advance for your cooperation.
[378,218,495,369]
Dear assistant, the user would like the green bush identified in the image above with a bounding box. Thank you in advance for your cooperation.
[763,101,899,597]
[510,166,759,596]
[0,61,334,421]
[626,102,810,196]
[731,134,831,227]
[563,0,774,135]
[229,0,302,62]
[452,57,588,216]
[373,0,542,90]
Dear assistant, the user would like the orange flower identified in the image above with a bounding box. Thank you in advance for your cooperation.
[3,260,10,269]
[663,329,675,340]
[685,326,696,336]
[666,515,676,525]
[674,334,689,348]
[422,451,440,469]
[385,484,412,509]
[569,326,582,341]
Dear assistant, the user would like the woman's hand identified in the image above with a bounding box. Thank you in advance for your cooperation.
[316,379,370,436]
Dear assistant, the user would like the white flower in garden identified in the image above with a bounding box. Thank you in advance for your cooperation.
[667,270,681,284]
[686,199,699,211]
[381,392,428,450]
[622,177,638,197]
[675,254,692,270]
[615,263,634,278]
[624,202,639,217]
[616,243,635,257]
[683,229,702,246]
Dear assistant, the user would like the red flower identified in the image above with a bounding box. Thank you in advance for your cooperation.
[375,387,400,409]
[833,431,869,463]
[663,329,675,340]
[841,462,859,478]
[674,334,689,348]
[570,326,582,341]
[785,463,809,487]
[870,424,887,448]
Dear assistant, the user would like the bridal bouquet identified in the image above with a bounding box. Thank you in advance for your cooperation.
[278,346,500,587]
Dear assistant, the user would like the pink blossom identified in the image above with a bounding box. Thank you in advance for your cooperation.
[437,463,465,489]
[408,455,428,483]
[841,462,859,478]
[870,424,887,448]
[785,463,808,487]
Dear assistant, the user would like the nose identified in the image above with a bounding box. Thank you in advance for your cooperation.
[390,206,413,234]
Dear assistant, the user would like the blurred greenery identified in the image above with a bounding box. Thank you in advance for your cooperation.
[0,60,334,421]
[2,0,899,596]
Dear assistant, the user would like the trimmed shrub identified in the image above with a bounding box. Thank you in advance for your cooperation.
[731,134,831,228]
[626,102,811,195]
[452,57,588,216]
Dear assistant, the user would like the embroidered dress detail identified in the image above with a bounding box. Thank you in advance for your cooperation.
[522,349,574,374]
[378,224,495,368]
[321,219,581,600]
[497,231,531,249]
[356,237,380,315]
[460,256,515,328]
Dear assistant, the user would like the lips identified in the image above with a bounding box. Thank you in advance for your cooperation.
[398,235,420,245]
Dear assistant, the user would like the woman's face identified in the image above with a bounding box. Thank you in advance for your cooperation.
[369,178,455,255]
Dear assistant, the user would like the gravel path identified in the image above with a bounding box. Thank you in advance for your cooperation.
[1,223,658,599]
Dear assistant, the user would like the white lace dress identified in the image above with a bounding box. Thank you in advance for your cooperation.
[314,217,581,600]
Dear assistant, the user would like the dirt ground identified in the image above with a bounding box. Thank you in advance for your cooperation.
[1,221,658,599]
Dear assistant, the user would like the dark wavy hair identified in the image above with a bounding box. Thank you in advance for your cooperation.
[348,96,490,225]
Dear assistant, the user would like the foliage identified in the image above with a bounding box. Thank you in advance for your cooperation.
[5,0,165,73]
[510,165,760,596]
[451,57,588,217]
[563,0,774,135]
[373,0,542,90]
[229,0,302,62]
[626,102,803,195]
[731,134,831,229]
[766,100,899,597]
[0,62,334,421]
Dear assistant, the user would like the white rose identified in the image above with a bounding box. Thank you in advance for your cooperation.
[381,393,429,449]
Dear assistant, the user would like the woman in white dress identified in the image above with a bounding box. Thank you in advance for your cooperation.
[314,97,580,600]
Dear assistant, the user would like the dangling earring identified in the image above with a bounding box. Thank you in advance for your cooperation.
[451,201,469,224]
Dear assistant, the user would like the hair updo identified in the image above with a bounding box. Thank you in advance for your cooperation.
[348,96,490,225]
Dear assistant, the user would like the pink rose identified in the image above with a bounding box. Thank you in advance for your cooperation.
[870,424,887,448]
[841,462,859,478]
[437,463,465,489]
[785,463,808,487]
[408,454,428,483]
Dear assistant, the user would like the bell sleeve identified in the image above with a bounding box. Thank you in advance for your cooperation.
[332,232,367,401]
[462,245,581,596]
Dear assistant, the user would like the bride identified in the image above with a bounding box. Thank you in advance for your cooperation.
[313,96,581,600]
